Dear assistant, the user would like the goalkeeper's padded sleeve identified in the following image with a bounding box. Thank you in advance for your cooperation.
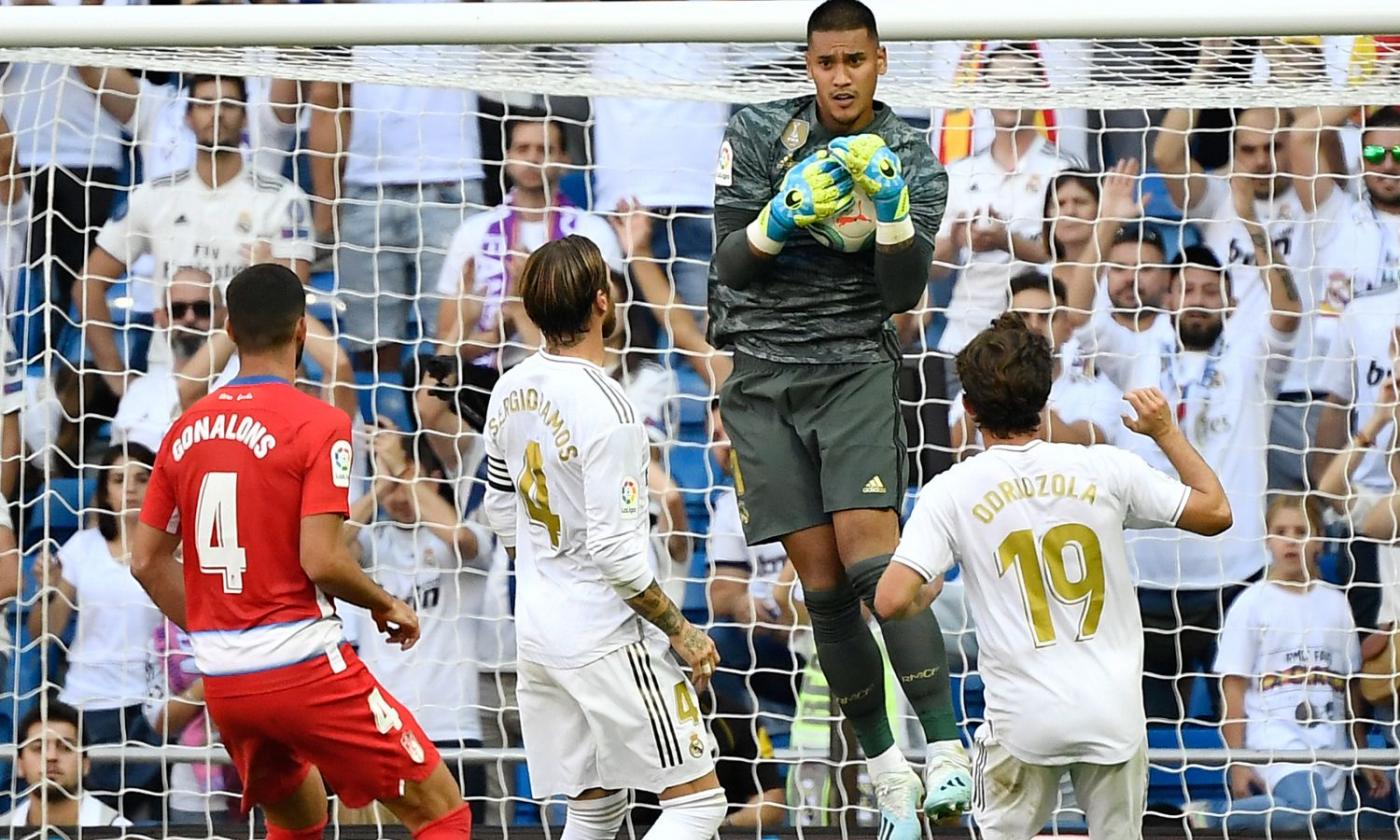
[713,207,767,291]
[872,233,934,317]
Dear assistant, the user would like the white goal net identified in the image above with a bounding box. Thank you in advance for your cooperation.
[2,2,1400,836]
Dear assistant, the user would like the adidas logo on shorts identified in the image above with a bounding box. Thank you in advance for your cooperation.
[863,475,886,494]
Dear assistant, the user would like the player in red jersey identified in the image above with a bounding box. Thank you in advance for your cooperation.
[132,263,471,840]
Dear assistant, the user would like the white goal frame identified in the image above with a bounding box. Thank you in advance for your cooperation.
[4,0,1400,816]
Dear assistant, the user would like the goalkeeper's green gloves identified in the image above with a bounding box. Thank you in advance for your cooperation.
[746,150,853,256]
[828,134,914,245]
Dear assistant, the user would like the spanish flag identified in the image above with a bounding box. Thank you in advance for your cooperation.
[937,41,1059,165]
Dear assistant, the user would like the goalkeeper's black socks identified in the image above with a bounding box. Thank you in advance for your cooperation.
[848,554,961,743]
[803,580,897,757]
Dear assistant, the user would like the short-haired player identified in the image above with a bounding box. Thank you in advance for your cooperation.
[132,264,472,840]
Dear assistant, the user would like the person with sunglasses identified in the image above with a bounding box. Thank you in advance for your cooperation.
[1289,107,1400,495]
[1154,48,1344,496]
[110,267,227,452]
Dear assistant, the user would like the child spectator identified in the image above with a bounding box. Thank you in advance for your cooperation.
[1188,496,1390,831]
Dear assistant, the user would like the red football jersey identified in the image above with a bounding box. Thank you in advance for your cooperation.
[140,375,355,676]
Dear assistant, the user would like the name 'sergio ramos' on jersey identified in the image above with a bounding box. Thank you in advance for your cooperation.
[487,387,579,463]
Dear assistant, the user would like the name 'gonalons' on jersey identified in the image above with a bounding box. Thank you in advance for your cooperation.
[482,351,658,671]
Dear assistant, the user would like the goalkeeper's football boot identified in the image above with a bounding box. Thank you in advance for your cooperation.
[923,740,973,822]
[873,768,924,840]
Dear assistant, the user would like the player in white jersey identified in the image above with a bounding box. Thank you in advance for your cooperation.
[80,74,315,398]
[875,313,1233,840]
[482,235,727,839]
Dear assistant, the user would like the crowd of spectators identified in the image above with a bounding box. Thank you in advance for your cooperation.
[2,21,1400,834]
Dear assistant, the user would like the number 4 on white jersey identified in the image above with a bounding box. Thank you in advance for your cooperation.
[195,472,248,594]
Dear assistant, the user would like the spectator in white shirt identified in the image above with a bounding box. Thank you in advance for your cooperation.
[0,111,27,501]
[432,115,621,372]
[0,702,132,828]
[1187,496,1389,831]
[80,74,315,400]
[29,444,164,816]
[1310,274,1400,634]
[1303,106,1400,481]
[1355,108,1400,244]
[309,28,485,373]
[344,427,494,823]
[416,115,622,480]
[950,270,1122,456]
[1132,244,1301,723]
[111,266,225,451]
[1079,223,1178,397]
[76,66,299,187]
[932,44,1074,369]
[590,41,727,376]
[1153,46,1303,323]
[0,0,127,336]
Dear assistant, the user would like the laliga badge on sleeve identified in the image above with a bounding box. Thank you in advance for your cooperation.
[619,476,643,519]
[715,139,734,187]
[331,440,353,489]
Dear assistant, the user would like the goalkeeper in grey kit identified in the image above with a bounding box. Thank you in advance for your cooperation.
[708,1,971,836]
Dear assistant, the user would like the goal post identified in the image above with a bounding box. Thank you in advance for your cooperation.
[4,2,1400,835]
[1,0,1400,46]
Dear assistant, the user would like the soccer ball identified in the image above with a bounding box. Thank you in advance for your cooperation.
[807,185,877,253]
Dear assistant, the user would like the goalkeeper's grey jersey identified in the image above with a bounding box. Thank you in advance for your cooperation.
[708,96,946,364]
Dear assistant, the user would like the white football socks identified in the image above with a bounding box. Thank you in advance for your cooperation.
[641,787,727,840]
[560,790,629,840]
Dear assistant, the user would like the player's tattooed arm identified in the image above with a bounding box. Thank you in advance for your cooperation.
[625,580,688,636]
[626,581,721,690]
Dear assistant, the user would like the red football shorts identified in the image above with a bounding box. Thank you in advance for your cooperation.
[205,644,440,812]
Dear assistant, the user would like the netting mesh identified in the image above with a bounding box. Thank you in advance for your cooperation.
[1,26,1400,838]
[5,35,1400,108]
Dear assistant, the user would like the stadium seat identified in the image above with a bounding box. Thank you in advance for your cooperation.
[949,672,986,739]
[306,269,339,325]
[355,369,413,431]
[22,476,97,550]
[1146,724,1227,808]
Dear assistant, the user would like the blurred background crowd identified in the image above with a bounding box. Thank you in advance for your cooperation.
[3,2,1400,833]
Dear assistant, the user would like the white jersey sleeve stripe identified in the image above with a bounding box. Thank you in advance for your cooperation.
[584,367,635,424]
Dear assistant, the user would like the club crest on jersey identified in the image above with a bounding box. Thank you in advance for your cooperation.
[619,476,642,519]
[689,733,705,759]
[780,119,810,151]
[331,440,353,488]
[401,731,426,764]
